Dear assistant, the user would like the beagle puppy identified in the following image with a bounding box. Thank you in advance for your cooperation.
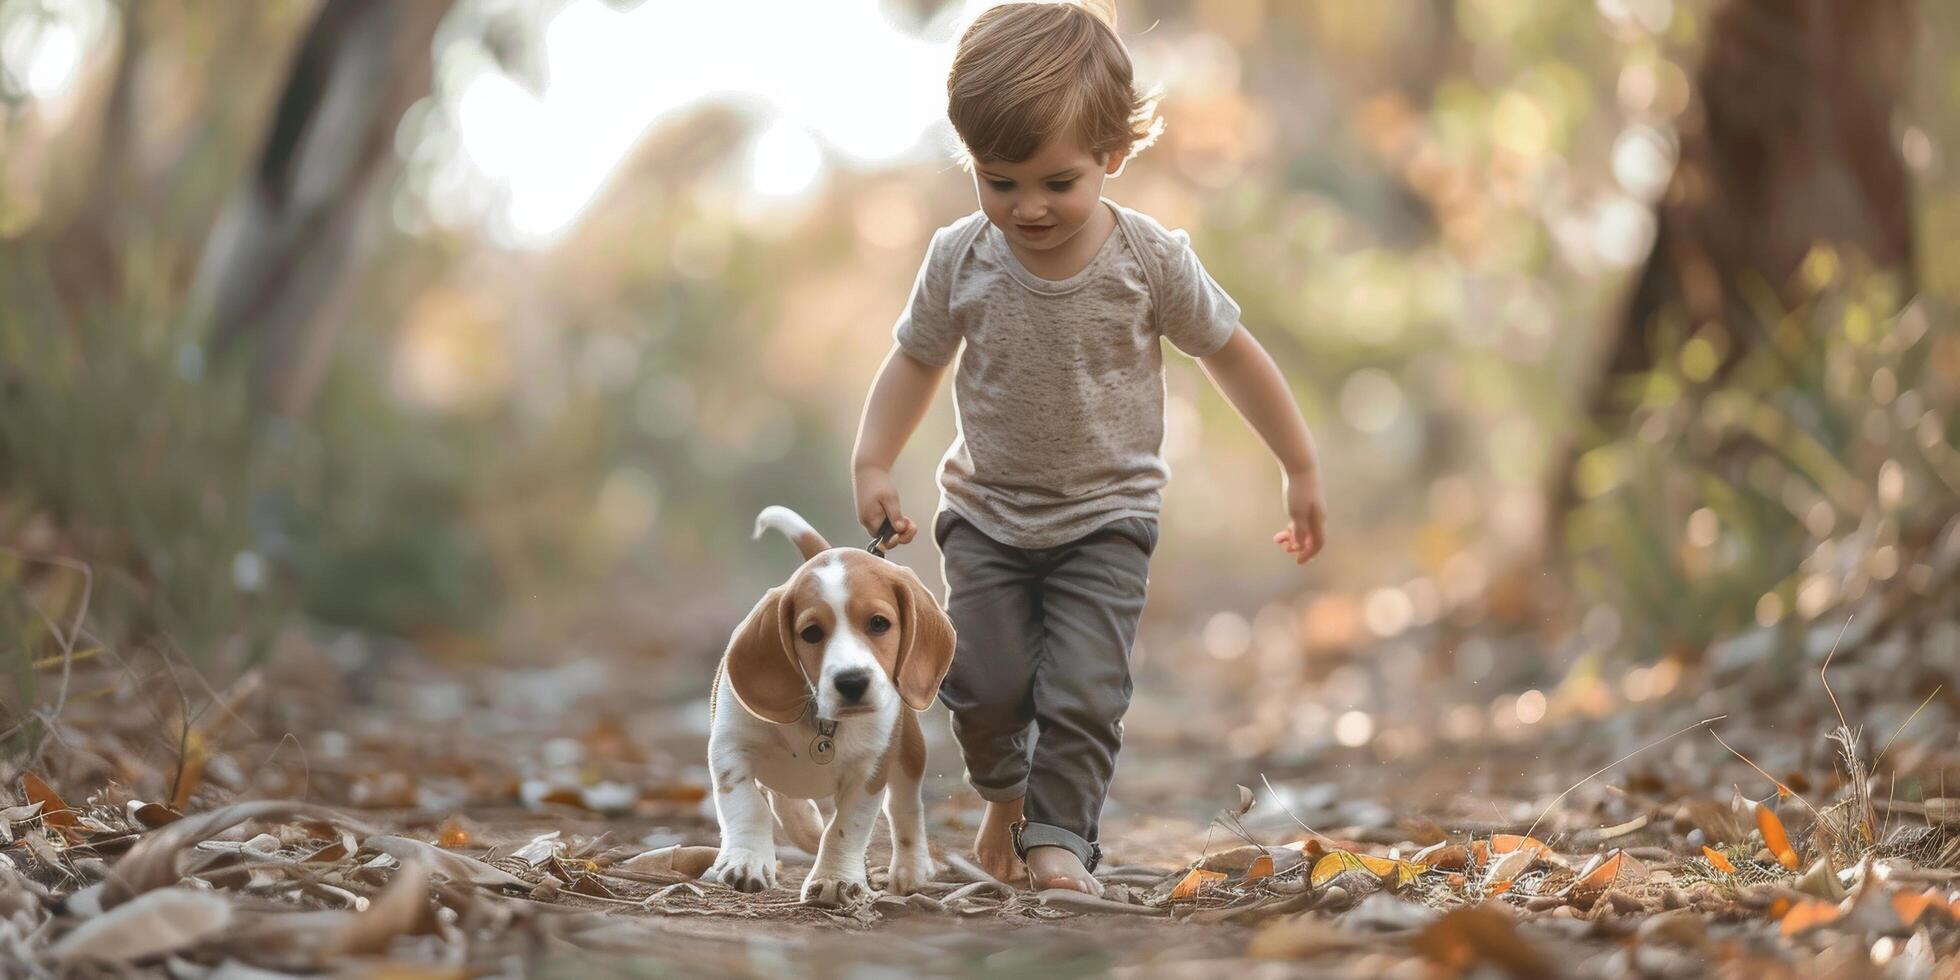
[704,506,956,906]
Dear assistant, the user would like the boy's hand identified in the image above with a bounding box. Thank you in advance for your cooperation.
[853,465,919,546]
[1274,468,1326,565]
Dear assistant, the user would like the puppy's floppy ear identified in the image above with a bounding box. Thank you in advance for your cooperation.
[726,586,807,725]
[891,566,956,712]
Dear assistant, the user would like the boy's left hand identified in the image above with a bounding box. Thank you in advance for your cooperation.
[1274,468,1327,565]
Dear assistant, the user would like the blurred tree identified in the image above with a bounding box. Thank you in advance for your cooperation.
[194,0,452,417]
[1563,0,1916,512]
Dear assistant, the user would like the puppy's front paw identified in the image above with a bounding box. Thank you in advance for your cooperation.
[800,872,869,908]
[886,851,937,895]
[704,848,776,893]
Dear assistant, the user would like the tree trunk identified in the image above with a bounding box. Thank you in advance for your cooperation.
[1559,0,1916,511]
[194,0,453,417]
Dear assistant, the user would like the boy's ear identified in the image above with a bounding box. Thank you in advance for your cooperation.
[1104,149,1128,177]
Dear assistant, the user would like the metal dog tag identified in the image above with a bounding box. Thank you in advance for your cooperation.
[809,734,835,765]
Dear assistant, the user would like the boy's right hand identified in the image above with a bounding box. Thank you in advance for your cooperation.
[853,465,918,546]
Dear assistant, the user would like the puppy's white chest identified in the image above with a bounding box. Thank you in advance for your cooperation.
[749,730,850,800]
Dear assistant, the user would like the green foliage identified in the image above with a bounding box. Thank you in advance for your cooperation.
[1567,264,1956,659]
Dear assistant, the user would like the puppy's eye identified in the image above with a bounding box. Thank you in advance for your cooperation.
[800,625,824,644]
[867,615,891,635]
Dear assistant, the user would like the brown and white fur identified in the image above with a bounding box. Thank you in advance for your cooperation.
[704,506,956,906]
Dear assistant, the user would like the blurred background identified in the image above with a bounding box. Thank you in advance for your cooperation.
[3,0,1956,784]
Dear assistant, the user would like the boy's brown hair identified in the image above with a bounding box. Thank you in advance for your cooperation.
[947,1,1162,166]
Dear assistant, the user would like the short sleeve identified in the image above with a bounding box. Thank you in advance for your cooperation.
[1152,228,1242,358]
[892,225,962,366]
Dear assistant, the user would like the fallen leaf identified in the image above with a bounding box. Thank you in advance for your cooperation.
[1412,902,1556,978]
[128,802,183,828]
[1480,847,1536,892]
[1489,834,1552,860]
[1170,868,1227,901]
[1311,850,1423,891]
[511,831,563,866]
[0,801,44,843]
[47,887,232,962]
[103,801,365,909]
[1755,802,1799,870]
[1779,898,1842,936]
[1891,889,1958,928]
[1243,854,1275,882]
[364,836,528,889]
[1413,841,1469,871]
[1701,846,1736,874]
[324,854,432,957]
[1233,784,1256,818]
[22,773,79,838]
[1568,850,1625,897]
[436,817,471,849]
[615,845,720,878]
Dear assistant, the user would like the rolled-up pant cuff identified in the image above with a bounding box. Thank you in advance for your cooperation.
[969,776,1027,804]
[1012,820,1101,872]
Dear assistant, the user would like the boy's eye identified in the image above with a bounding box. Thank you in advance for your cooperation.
[986,179,1014,191]
[1045,180,1076,192]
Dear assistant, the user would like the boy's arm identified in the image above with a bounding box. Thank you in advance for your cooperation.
[851,345,949,545]
[1196,325,1327,565]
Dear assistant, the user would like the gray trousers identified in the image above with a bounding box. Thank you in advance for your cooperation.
[934,509,1157,869]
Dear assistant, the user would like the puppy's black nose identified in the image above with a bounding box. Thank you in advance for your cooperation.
[833,669,872,703]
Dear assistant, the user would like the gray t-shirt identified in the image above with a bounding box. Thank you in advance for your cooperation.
[893,200,1242,550]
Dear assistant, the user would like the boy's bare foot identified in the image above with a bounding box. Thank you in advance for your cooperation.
[973,798,1027,884]
[1027,845,1103,896]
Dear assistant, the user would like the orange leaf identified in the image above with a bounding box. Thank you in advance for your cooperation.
[1701,846,1736,874]
[1754,802,1798,870]
[22,773,75,829]
[437,816,471,849]
[1243,854,1275,882]
[1489,834,1551,859]
[1170,867,1226,901]
[1570,850,1625,895]
[1891,890,1958,927]
[1778,898,1842,936]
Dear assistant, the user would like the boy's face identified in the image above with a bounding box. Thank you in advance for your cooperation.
[973,135,1126,255]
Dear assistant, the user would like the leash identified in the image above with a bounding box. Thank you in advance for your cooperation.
[794,519,901,765]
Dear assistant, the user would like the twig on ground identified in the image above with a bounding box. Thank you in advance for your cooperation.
[1523,715,1727,842]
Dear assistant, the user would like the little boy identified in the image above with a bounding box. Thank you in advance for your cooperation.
[851,0,1326,895]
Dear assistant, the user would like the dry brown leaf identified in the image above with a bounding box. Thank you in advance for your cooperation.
[129,802,183,828]
[1233,784,1256,818]
[1480,847,1536,892]
[22,773,79,839]
[1411,902,1557,978]
[1568,850,1625,897]
[1243,854,1275,883]
[1170,868,1226,901]
[1755,802,1799,870]
[615,845,720,878]
[436,817,471,849]
[1413,841,1469,870]
[1891,889,1958,928]
[47,887,232,962]
[1489,834,1551,860]
[324,854,432,957]
[103,801,363,909]
[364,836,528,889]
[1778,897,1842,936]
[1701,846,1736,874]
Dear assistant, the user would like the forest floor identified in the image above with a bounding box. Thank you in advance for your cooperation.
[5,548,1960,978]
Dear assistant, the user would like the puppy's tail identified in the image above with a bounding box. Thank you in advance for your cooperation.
[754,506,830,562]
